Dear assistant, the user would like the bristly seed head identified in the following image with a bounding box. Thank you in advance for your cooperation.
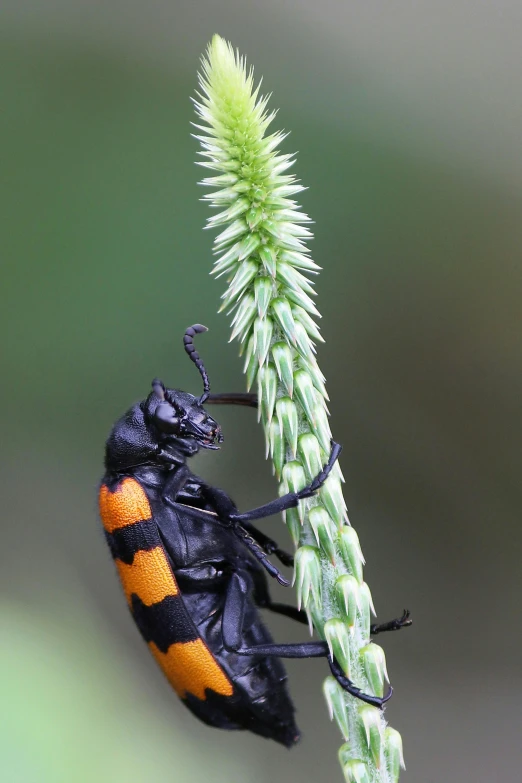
[195,33,404,782]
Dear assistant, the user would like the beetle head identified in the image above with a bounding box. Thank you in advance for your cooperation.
[144,324,223,452]
[147,380,223,451]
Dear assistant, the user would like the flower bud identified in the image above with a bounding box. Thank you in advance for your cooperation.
[294,321,316,361]
[291,303,324,341]
[338,526,365,584]
[323,677,350,740]
[243,335,258,391]
[285,285,320,318]
[237,229,261,258]
[294,369,318,427]
[272,341,295,397]
[324,618,351,677]
[254,276,273,319]
[320,476,346,529]
[253,316,273,367]
[313,403,332,454]
[358,582,377,640]
[215,217,248,249]
[281,248,321,273]
[258,244,277,277]
[335,574,360,633]
[360,644,389,698]
[282,461,307,523]
[211,241,240,277]
[257,364,278,425]
[308,602,324,639]
[299,354,329,399]
[309,506,337,564]
[284,507,301,547]
[384,727,406,782]
[276,260,316,296]
[339,758,371,783]
[275,397,298,457]
[219,257,257,310]
[268,418,285,478]
[246,205,264,231]
[271,297,298,345]
[358,705,384,768]
[208,197,250,228]
[298,433,323,482]
[293,546,321,610]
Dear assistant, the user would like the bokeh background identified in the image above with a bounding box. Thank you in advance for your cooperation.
[2,3,522,782]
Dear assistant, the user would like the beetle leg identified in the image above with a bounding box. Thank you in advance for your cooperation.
[247,560,305,623]
[222,574,393,709]
[328,659,394,709]
[234,525,291,586]
[371,609,412,635]
[229,441,342,524]
[261,605,412,636]
[222,572,248,651]
[240,521,294,566]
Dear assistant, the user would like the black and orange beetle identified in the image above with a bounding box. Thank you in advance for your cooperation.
[99,325,409,745]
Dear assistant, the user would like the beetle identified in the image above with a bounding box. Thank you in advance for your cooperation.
[99,324,411,746]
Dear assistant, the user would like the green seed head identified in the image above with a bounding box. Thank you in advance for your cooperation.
[196,34,404,782]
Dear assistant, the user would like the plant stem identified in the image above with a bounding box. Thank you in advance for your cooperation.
[194,34,405,783]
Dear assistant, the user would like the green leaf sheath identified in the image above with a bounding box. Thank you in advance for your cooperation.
[194,34,405,783]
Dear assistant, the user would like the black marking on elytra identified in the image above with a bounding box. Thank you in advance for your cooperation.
[104,519,159,565]
[131,593,198,653]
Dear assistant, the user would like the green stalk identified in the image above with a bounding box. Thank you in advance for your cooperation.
[194,35,405,783]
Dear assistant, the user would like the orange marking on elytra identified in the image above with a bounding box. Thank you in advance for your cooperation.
[99,478,152,532]
[115,547,178,605]
[149,640,233,700]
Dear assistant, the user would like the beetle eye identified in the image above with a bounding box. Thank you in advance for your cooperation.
[154,401,181,434]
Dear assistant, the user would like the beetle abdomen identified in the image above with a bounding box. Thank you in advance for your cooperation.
[99,477,233,701]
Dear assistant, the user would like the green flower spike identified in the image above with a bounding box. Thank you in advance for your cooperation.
[195,34,405,782]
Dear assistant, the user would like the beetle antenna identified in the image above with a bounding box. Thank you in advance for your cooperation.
[183,324,210,404]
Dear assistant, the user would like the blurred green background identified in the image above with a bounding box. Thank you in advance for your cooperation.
[2,3,522,782]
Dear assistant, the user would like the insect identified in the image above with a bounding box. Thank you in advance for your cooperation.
[99,324,411,746]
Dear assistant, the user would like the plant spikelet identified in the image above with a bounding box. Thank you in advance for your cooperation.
[195,34,404,782]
